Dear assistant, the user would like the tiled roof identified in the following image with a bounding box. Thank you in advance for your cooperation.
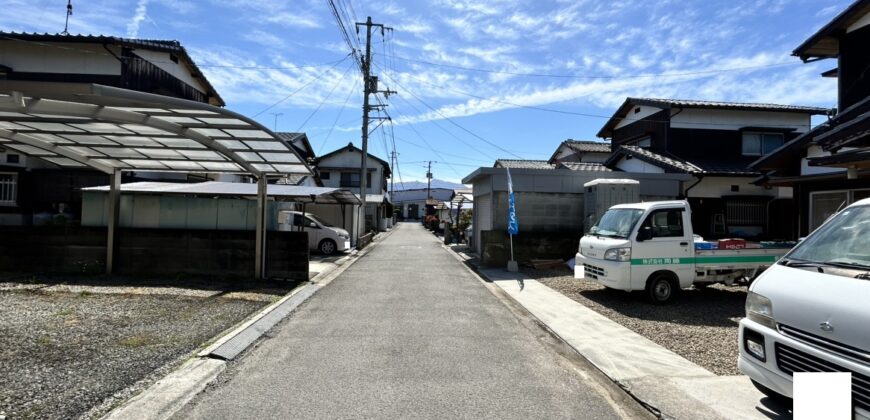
[609,146,759,175]
[597,97,828,138]
[629,98,829,114]
[558,162,612,172]
[793,0,870,60]
[493,159,555,169]
[0,31,224,106]
[565,140,611,153]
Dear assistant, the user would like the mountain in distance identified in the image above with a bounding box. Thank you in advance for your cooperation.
[393,179,468,191]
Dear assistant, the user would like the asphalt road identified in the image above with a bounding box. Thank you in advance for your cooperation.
[178,223,639,419]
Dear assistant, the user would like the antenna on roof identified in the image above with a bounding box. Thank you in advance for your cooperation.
[61,0,73,35]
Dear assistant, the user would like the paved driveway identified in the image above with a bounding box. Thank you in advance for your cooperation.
[178,223,636,419]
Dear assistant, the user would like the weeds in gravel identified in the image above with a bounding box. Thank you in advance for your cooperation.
[118,334,158,348]
[35,335,52,346]
[55,308,75,317]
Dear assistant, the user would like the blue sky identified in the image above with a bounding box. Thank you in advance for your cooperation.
[0,0,852,183]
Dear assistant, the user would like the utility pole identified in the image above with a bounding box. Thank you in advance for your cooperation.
[355,16,395,236]
[426,161,434,200]
[270,112,282,132]
[389,151,397,197]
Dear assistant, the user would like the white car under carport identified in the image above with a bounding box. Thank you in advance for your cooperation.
[278,211,351,255]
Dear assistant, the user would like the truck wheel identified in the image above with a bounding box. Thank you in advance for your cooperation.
[750,380,792,408]
[646,273,679,304]
[319,239,337,255]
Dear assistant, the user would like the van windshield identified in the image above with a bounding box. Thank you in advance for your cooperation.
[786,205,870,270]
[588,208,644,239]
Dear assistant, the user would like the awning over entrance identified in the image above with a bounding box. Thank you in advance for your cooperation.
[82,181,361,205]
[0,83,311,177]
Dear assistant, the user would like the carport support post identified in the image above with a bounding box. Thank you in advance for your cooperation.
[105,169,122,275]
[254,176,268,280]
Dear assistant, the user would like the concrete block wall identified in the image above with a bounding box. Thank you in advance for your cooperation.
[0,226,309,280]
[479,229,581,267]
[490,191,585,232]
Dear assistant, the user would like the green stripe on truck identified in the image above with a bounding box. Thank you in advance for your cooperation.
[630,255,779,265]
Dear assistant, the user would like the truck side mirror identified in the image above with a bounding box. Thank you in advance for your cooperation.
[637,226,653,241]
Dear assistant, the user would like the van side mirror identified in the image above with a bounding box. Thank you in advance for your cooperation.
[637,226,653,241]
[309,222,317,228]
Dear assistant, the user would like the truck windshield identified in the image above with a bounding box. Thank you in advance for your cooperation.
[588,208,644,239]
[786,205,870,270]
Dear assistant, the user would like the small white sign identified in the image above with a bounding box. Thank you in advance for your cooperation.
[794,372,851,420]
[576,265,585,279]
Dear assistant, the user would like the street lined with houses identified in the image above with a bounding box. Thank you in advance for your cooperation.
[2,0,870,418]
[174,223,646,419]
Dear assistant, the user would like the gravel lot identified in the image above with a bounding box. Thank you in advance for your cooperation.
[0,278,293,420]
[523,267,746,376]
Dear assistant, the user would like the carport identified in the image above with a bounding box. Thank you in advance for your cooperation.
[0,82,312,278]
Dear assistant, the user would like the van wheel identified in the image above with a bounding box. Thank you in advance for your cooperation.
[319,239,337,255]
[646,273,679,304]
[751,380,792,408]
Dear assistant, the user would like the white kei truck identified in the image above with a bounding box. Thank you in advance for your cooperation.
[739,197,870,417]
[574,200,791,304]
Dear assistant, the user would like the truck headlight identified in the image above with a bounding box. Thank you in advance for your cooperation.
[746,291,775,329]
[603,247,631,262]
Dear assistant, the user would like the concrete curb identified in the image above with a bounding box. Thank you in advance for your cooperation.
[102,358,225,420]
[100,227,397,420]
[440,244,786,420]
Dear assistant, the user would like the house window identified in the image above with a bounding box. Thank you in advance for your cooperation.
[0,173,17,206]
[627,136,651,148]
[340,172,371,188]
[320,171,330,180]
[742,132,783,156]
[340,172,359,187]
[7,154,20,164]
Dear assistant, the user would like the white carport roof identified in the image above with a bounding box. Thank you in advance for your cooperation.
[82,181,361,205]
[0,83,311,177]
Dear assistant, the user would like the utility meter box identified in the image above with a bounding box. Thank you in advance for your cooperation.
[583,179,640,231]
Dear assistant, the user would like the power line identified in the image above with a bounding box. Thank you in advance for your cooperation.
[385,63,830,130]
[252,54,351,118]
[376,52,802,80]
[377,66,524,159]
[318,77,360,154]
[295,60,357,132]
[389,88,494,159]
[325,0,363,71]
[393,135,492,163]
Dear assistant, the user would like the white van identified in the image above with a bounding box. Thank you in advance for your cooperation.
[738,198,870,417]
[277,211,351,255]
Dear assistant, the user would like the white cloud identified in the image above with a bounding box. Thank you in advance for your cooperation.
[127,0,150,38]
[242,29,286,48]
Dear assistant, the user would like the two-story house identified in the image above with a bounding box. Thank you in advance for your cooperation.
[547,139,612,168]
[0,32,225,225]
[599,97,827,239]
[751,0,870,237]
[313,142,391,233]
[276,132,320,187]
